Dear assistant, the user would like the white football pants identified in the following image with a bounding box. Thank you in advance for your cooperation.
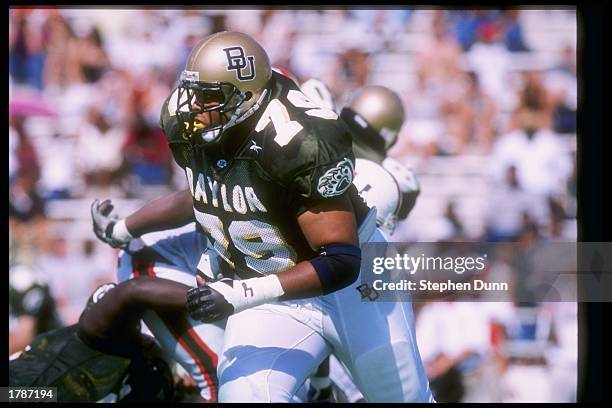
[117,223,225,402]
[217,223,433,402]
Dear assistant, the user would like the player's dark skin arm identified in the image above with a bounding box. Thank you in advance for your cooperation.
[276,194,359,300]
[124,188,195,237]
[78,277,189,357]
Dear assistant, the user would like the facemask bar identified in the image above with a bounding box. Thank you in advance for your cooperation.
[176,78,246,144]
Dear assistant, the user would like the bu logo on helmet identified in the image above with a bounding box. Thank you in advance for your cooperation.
[223,46,256,81]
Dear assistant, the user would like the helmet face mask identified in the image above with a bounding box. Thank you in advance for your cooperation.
[176,78,246,144]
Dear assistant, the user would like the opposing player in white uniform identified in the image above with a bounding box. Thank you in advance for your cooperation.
[89,203,224,402]
[300,79,419,235]
[297,78,422,402]
[92,31,432,402]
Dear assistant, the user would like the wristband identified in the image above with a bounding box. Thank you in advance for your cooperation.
[217,274,285,314]
[112,219,134,242]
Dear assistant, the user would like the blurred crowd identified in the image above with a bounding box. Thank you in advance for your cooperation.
[9,7,577,402]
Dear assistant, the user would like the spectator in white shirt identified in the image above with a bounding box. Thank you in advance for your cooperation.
[491,107,572,228]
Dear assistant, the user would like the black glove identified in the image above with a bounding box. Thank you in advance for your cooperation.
[186,279,235,323]
[91,199,125,248]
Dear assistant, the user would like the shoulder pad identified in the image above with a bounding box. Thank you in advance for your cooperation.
[254,91,354,201]
[382,157,420,219]
[353,158,401,232]
[159,88,184,142]
[382,157,420,194]
[300,78,336,111]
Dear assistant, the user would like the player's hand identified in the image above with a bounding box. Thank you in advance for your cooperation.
[186,279,235,323]
[174,373,198,393]
[90,199,127,248]
[187,274,284,323]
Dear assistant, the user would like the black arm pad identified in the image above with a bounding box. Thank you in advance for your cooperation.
[309,243,362,295]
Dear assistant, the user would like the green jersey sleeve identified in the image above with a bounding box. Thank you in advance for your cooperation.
[263,118,356,214]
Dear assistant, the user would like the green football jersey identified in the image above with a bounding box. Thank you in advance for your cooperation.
[9,325,132,402]
[160,72,368,278]
[9,325,175,402]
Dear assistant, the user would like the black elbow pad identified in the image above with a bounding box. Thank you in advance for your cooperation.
[309,243,361,295]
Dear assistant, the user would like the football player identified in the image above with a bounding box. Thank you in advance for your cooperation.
[93,31,432,402]
[9,263,63,357]
[9,277,182,402]
[302,79,420,236]
[295,79,421,402]
[113,222,225,402]
[342,85,420,232]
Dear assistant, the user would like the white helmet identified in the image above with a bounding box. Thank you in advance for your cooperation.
[352,158,402,234]
[382,157,419,195]
[300,78,336,111]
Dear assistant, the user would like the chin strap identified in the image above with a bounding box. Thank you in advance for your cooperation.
[226,88,269,129]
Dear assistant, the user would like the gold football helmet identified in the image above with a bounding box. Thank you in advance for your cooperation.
[345,85,405,150]
[176,31,272,144]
